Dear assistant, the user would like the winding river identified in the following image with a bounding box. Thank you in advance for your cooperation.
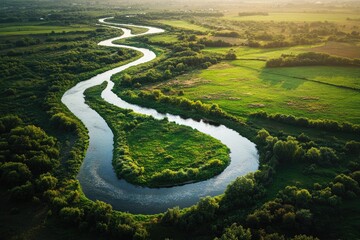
[61,17,259,214]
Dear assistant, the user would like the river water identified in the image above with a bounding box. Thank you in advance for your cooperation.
[61,17,259,214]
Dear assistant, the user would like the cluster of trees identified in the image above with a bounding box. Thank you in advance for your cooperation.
[150,158,226,187]
[199,37,233,47]
[120,41,218,87]
[251,111,360,134]
[0,114,150,239]
[238,169,360,238]
[0,115,59,201]
[266,52,360,67]
[120,89,240,125]
[159,126,359,239]
[43,180,149,239]
[256,129,341,167]
[214,31,240,38]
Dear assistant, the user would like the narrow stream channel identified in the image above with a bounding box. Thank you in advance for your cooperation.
[61,17,259,214]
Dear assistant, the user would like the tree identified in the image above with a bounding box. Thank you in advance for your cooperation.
[196,196,219,221]
[222,174,262,208]
[10,181,34,200]
[256,128,270,145]
[216,224,251,240]
[122,73,132,86]
[0,162,32,187]
[225,49,237,60]
[273,140,301,163]
[36,173,58,192]
[59,207,83,224]
[161,206,181,225]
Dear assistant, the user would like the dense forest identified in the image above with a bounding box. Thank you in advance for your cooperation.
[1,0,360,239]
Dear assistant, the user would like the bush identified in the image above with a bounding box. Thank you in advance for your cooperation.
[10,181,34,200]
[0,162,32,187]
[221,173,264,209]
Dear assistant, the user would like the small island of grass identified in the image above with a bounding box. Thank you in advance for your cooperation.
[85,83,230,187]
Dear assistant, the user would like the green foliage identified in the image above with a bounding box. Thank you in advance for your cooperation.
[50,113,77,131]
[266,52,360,68]
[85,84,230,187]
[345,141,360,154]
[0,162,32,187]
[221,173,264,209]
[10,181,34,200]
[251,111,360,134]
[35,173,58,192]
[216,224,251,240]
[273,139,302,163]
[279,186,312,207]
[59,207,84,224]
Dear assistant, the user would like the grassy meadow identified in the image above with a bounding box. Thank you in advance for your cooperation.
[85,84,230,187]
[155,20,211,32]
[147,46,360,124]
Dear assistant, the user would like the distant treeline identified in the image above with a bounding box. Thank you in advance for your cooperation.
[250,111,360,134]
[199,37,233,47]
[266,52,360,67]
[118,41,219,87]
[238,12,269,17]
[214,31,240,38]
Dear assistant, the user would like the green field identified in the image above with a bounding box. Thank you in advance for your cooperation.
[85,84,230,187]
[0,23,95,35]
[147,48,360,124]
[147,33,179,44]
[155,20,210,32]
[224,12,360,22]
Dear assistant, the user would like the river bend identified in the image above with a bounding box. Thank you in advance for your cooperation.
[61,17,259,214]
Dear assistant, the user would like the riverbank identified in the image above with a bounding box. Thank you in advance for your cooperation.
[61,18,258,213]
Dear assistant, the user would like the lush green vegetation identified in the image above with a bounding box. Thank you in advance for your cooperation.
[266,52,360,68]
[84,83,230,187]
[144,56,360,124]
[1,0,360,239]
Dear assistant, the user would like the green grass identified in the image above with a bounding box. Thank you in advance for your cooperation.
[147,33,179,44]
[265,66,360,90]
[149,46,360,124]
[203,45,310,59]
[85,83,230,187]
[224,12,360,22]
[155,20,210,32]
[0,23,95,35]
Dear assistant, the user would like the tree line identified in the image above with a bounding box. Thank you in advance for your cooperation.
[250,111,360,134]
[159,127,360,239]
[266,52,360,68]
